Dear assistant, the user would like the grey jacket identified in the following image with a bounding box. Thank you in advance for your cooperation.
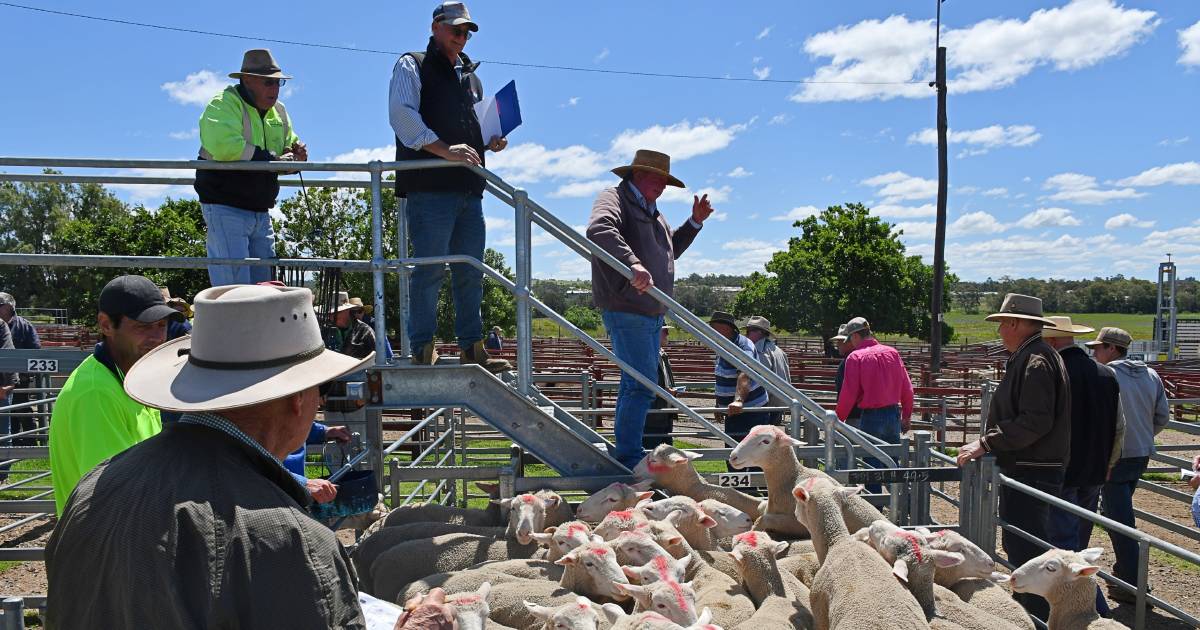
[754,337,792,406]
[587,179,700,316]
[1108,359,1170,458]
[0,319,16,389]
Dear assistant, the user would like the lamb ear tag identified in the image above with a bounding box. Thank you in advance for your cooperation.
[683,450,703,460]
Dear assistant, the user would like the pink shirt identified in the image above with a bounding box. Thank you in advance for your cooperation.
[836,338,914,421]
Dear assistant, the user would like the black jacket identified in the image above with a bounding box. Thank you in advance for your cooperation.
[394,38,486,197]
[982,333,1072,470]
[1060,346,1122,486]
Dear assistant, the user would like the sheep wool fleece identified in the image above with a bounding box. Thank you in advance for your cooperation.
[46,422,364,629]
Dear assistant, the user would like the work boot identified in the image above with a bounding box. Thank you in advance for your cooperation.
[412,343,439,366]
[461,341,511,374]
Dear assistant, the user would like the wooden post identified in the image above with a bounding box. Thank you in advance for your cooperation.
[929,45,949,385]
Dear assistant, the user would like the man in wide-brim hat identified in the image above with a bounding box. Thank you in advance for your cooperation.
[707,311,772,456]
[957,293,1071,619]
[45,284,369,627]
[744,315,791,424]
[585,148,715,468]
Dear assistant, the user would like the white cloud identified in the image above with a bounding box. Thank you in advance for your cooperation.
[723,239,774,251]
[861,171,937,203]
[488,143,608,185]
[548,179,611,199]
[873,203,936,218]
[894,221,935,240]
[169,129,199,140]
[907,124,1041,156]
[1158,136,1190,146]
[1042,172,1143,204]
[954,211,1009,235]
[982,187,1009,197]
[609,119,747,162]
[727,166,753,178]
[756,25,773,40]
[956,186,979,195]
[565,96,580,107]
[770,206,821,222]
[793,0,1158,102]
[161,70,229,106]
[594,48,610,63]
[768,114,790,126]
[327,145,397,180]
[1180,20,1200,66]
[753,66,771,80]
[1115,161,1200,187]
[660,185,732,205]
[1104,213,1155,230]
[108,168,196,204]
[1016,207,1081,228]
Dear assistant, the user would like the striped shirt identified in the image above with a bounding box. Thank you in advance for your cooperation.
[714,334,769,408]
[388,53,464,150]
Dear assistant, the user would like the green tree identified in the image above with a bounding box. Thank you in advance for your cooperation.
[563,305,602,331]
[731,203,953,342]
[434,248,516,342]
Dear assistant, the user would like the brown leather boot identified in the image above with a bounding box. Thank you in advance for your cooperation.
[461,341,511,374]
[412,343,439,366]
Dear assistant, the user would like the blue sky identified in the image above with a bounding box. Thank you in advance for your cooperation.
[3,1,1199,282]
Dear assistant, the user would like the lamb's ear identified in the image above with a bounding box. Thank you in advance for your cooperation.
[666,452,690,464]
[683,450,703,461]
[697,512,719,529]
[601,603,628,625]
[635,498,653,509]
[989,572,1010,583]
[837,486,863,499]
[931,550,965,568]
[614,582,650,606]
[695,607,713,626]
[1079,547,1104,563]
[541,493,562,508]
[631,479,655,491]
[892,559,910,583]
[772,541,790,557]
[730,548,744,563]
[634,490,655,502]
[524,600,555,620]
[476,581,492,601]
[589,533,605,545]
[665,510,684,526]
[677,555,692,572]
[1068,562,1101,578]
[851,527,870,542]
[621,566,643,583]
[529,532,554,546]
[665,534,685,548]
[792,485,811,502]
[555,550,580,566]
[786,435,805,446]
[495,498,514,511]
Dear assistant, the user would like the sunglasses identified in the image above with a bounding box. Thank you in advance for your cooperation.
[443,24,472,40]
[259,78,287,87]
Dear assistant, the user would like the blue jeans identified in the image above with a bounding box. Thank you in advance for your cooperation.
[201,203,275,286]
[406,192,486,349]
[602,310,663,469]
[1050,484,1110,616]
[1101,456,1149,583]
[858,405,901,493]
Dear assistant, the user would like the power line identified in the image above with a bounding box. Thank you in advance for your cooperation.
[0,2,925,86]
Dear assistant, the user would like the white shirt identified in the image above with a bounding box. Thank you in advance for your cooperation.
[388,53,464,150]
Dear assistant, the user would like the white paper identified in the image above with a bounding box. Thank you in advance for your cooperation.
[474,96,502,143]
[359,592,403,630]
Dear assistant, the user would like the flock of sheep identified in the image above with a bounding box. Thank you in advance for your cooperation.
[352,425,1127,630]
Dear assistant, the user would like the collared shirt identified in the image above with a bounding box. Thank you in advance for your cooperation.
[836,337,914,421]
[389,53,463,150]
[6,315,40,350]
[179,411,290,475]
[714,334,769,408]
[628,181,704,229]
[754,337,792,406]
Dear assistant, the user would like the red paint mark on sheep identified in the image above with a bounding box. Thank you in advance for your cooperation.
[454,595,482,604]
[734,531,759,547]
[647,461,670,473]
[520,494,536,504]
[668,579,689,615]
[897,531,924,563]
[610,510,633,519]
[653,556,671,581]
[567,524,588,537]
[591,547,608,556]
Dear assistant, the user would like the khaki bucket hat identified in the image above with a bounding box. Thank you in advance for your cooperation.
[123,284,373,412]
[1042,315,1095,339]
[611,149,685,188]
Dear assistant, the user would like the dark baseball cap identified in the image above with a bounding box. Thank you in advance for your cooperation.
[99,275,183,323]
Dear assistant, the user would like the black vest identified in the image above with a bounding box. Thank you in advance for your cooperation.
[1060,345,1121,487]
[395,39,486,197]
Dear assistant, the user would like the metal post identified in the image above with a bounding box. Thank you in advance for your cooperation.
[959,457,977,544]
[2,597,23,630]
[978,456,998,558]
[929,45,949,384]
[366,405,384,494]
[913,431,931,524]
[368,163,387,364]
[1136,539,1149,630]
[513,189,533,396]
[823,411,838,472]
[894,436,910,524]
[395,196,411,358]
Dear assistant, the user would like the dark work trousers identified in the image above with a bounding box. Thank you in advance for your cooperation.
[999,465,1064,622]
[1100,456,1150,584]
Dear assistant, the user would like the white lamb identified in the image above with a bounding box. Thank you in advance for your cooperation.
[445,582,494,630]
[603,606,722,630]
[370,532,544,603]
[486,541,632,628]
[633,444,766,519]
[729,426,875,539]
[728,531,815,630]
[623,554,692,586]
[529,520,596,561]
[923,529,1033,630]
[852,519,965,620]
[698,499,755,539]
[524,596,603,630]
[595,509,653,540]
[1010,548,1130,630]
[381,481,506,527]
[617,579,699,626]
[577,480,656,523]
[791,477,927,630]
[637,499,722,551]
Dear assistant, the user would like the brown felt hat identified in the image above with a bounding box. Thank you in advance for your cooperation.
[612,150,685,188]
[985,293,1055,326]
[229,49,292,80]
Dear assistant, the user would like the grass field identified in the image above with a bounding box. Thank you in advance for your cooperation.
[532,311,1166,345]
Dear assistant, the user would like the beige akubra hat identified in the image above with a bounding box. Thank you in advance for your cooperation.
[124,284,373,412]
[1042,315,1095,339]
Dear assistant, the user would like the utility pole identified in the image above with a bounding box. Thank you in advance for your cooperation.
[928,1,949,385]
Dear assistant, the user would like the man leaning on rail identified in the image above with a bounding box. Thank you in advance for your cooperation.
[46,284,371,628]
[586,149,713,469]
[194,48,306,287]
[957,293,1071,620]
[1088,326,1170,604]
[389,1,510,373]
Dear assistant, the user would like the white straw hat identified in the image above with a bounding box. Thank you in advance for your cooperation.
[124,284,373,412]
